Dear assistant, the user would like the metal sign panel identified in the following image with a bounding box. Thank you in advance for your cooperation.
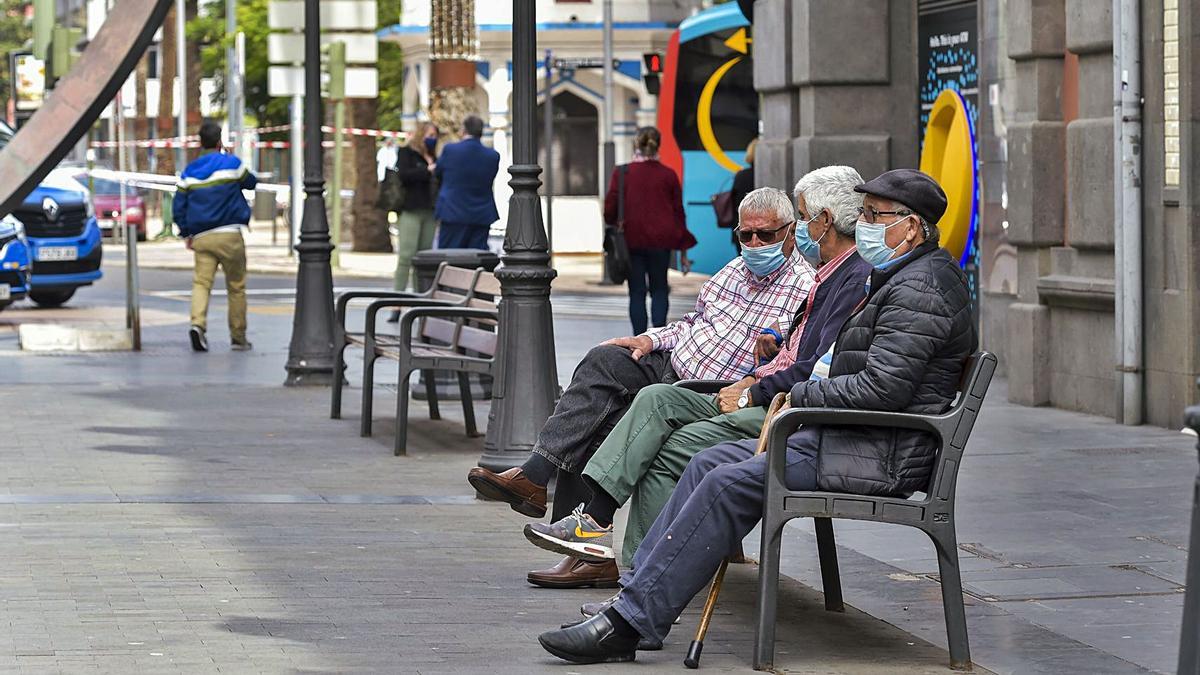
[268,32,378,64]
[268,65,377,98]
[10,52,45,112]
[267,0,377,31]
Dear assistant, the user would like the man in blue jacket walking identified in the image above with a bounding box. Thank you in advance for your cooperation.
[434,115,500,249]
[173,121,257,352]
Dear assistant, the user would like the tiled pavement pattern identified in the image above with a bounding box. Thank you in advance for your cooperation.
[0,267,1193,673]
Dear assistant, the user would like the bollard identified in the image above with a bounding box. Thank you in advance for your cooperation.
[1179,379,1200,675]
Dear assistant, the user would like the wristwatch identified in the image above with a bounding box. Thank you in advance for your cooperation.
[737,391,752,409]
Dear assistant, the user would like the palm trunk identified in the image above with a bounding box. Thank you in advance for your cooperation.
[155,3,176,176]
[349,98,392,252]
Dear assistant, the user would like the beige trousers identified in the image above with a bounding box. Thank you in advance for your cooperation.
[191,230,247,342]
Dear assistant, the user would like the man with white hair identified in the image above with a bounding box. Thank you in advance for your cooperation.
[519,166,872,593]
[468,187,815,585]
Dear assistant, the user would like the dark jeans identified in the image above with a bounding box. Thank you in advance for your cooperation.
[627,248,671,335]
[613,427,820,644]
[532,344,678,475]
[436,221,490,249]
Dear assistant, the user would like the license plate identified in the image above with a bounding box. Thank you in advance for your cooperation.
[37,246,78,262]
[98,219,115,229]
[0,284,9,301]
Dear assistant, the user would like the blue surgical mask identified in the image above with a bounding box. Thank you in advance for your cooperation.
[424,137,438,153]
[742,239,788,276]
[794,212,827,262]
[855,215,911,268]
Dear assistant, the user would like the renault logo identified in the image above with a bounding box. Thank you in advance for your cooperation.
[42,197,60,222]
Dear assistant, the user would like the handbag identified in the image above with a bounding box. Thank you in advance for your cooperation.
[376,167,405,212]
[603,164,632,285]
[710,188,736,229]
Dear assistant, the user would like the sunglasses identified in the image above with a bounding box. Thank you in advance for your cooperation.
[734,220,795,245]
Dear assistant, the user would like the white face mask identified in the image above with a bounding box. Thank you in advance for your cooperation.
[854,215,911,268]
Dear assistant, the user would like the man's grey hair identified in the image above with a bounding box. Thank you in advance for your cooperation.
[793,165,864,237]
[737,186,795,226]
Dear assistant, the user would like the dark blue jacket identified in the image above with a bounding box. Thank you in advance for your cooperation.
[173,151,257,237]
[748,252,872,405]
[433,136,500,226]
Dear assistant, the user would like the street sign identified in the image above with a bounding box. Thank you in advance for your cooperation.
[268,64,377,98]
[10,52,45,112]
[553,57,620,70]
[268,32,377,64]
[267,0,377,31]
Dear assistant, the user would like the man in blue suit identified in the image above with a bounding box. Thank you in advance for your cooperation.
[434,115,501,249]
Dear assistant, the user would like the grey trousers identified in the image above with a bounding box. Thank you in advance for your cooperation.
[532,344,678,474]
[612,426,820,644]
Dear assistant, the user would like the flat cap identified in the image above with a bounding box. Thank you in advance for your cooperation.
[854,169,947,225]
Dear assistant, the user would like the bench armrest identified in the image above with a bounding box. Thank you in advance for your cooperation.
[399,307,500,348]
[335,289,430,326]
[362,298,460,341]
[673,379,736,394]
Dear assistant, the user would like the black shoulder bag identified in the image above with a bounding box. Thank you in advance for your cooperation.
[603,165,632,284]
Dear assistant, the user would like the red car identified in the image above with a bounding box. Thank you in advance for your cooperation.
[75,175,147,241]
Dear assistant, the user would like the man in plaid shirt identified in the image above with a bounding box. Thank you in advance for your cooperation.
[468,187,814,586]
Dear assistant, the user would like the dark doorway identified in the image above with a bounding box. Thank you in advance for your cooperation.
[536,89,599,196]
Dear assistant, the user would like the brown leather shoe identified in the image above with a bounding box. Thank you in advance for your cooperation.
[467,466,548,518]
[528,556,620,589]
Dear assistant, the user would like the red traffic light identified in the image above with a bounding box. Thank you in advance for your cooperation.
[643,52,662,74]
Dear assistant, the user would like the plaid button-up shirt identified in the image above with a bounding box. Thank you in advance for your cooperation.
[644,250,816,381]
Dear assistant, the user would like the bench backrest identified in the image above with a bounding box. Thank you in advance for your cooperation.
[418,264,483,345]
[925,351,997,504]
[454,271,501,357]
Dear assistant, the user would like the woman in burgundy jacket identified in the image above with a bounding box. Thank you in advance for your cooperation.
[603,127,696,334]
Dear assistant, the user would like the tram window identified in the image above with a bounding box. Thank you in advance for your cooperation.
[671,30,758,153]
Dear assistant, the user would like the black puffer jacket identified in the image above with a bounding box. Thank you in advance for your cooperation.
[790,241,977,496]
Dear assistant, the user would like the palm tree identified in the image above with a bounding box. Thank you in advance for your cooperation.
[429,0,478,138]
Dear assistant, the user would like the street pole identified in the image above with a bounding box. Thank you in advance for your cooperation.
[1180,381,1200,674]
[289,95,303,254]
[226,0,240,158]
[283,0,336,386]
[329,41,346,269]
[599,0,615,284]
[116,90,140,350]
[543,49,553,255]
[175,0,186,171]
[480,0,559,472]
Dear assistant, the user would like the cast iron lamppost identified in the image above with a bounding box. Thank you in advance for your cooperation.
[1179,380,1200,674]
[284,0,336,386]
[479,0,559,471]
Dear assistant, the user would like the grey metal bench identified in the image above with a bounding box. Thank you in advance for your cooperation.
[754,351,996,672]
[368,271,501,456]
[331,263,481,426]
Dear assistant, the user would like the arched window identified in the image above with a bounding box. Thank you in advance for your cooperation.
[536,90,599,197]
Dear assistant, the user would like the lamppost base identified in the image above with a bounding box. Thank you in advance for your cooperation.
[476,444,533,474]
[283,363,335,387]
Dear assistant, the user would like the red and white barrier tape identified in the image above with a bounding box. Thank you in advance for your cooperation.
[88,125,405,148]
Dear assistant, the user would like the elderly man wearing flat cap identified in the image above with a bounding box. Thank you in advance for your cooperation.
[535,168,979,665]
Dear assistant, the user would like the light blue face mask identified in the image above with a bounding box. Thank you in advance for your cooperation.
[742,238,789,276]
[855,215,911,268]
[794,211,827,262]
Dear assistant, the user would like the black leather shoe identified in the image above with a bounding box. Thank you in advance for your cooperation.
[557,617,663,651]
[385,310,401,323]
[538,612,638,664]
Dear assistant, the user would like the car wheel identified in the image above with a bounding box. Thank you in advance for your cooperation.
[29,288,76,307]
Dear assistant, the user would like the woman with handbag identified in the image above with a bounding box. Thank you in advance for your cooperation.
[391,123,440,293]
[602,127,695,335]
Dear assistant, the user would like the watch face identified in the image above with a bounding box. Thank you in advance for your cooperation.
[738,393,749,407]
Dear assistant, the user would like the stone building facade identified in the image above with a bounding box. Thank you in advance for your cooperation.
[754,0,1199,428]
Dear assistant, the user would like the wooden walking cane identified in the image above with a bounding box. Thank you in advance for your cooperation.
[684,392,789,669]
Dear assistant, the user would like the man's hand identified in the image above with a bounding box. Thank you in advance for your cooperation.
[753,333,780,363]
[716,376,755,414]
[602,335,655,360]
[184,237,193,251]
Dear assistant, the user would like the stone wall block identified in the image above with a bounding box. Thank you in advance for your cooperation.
[755,139,793,194]
[1007,302,1052,405]
[753,0,791,92]
[791,135,891,184]
[760,91,797,140]
[1065,117,1115,249]
[1005,121,1066,246]
[1006,0,1066,60]
[792,0,889,85]
[1065,0,1113,55]
[1075,53,1114,119]
[1013,58,1064,120]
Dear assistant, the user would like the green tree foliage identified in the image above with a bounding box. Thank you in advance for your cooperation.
[187,0,403,130]
[0,0,33,115]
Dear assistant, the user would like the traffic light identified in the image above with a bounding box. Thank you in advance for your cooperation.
[49,27,83,81]
[642,52,663,96]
